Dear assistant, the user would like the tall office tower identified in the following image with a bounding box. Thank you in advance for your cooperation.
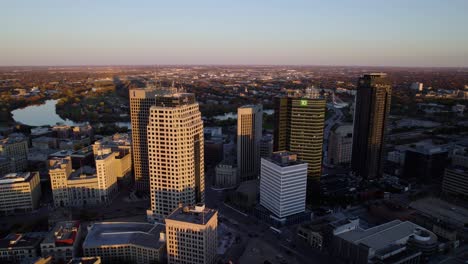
[351,73,392,180]
[165,204,218,264]
[237,105,263,182]
[260,151,307,219]
[130,88,158,192]
[130,86,182,191]
[146,92,204,223]
[273,90,326,180]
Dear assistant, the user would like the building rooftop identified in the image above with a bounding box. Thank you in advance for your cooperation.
[265,151,305,167]
[337,220,437,251]
[43,221,80,247]
[69,166,96,180]
[68,257,101,264]
[83,222,165,250]
[0,233,41,249]
[49,149,75,158]
[410,198,468,228]
[166,204,217,225]
[0,133,27,146]
[0,172,35,184]
[49,157,71,170]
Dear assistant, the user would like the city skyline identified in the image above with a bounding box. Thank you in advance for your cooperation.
[2,0,468,67]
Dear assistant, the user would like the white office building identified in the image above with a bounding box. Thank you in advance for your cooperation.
[260,151,307,219]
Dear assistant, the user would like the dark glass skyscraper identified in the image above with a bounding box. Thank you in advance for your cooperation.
[351,73,392,180]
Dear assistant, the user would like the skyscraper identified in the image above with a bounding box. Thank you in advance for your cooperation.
[146,91,204,223]
[237,105,263,182]
[273,89,326,180]
[129,88,158,192]
[351,73,392,179]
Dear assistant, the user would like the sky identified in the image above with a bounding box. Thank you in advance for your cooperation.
[1,0,468,67]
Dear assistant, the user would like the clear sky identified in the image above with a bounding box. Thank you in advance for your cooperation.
[1,0,468,67]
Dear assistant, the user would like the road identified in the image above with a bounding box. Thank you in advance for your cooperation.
[205,170,337,263]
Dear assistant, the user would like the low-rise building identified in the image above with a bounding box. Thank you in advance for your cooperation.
[0,171,41,215]
[41,221,81,264]
[215,160,238,188]
[327,124,353,165]
[83,222,165,264]
[332,220,438,264]
[0,233,42,263]
[165,204,218,264]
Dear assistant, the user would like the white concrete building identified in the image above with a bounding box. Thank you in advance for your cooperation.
[260,151,307,219]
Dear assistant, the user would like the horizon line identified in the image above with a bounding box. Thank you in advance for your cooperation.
[1,63,468,69]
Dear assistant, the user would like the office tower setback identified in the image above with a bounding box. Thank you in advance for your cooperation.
[351,73,392,179]
[260,151,307,219]
[129,88,159,192]
[165,204,218,264]
[237,105,263,182]
[146,91,204,223]
[327,124,353,165]
[273,90,326,180]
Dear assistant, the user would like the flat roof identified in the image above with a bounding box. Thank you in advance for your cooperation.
[69,166,96,180]
[166,205,216,225]
[43,221,80,247]
[0,233,41,249]
[337,220,436,251]
[0,172,34,184]
[410,198,468,227]
[83,222,165,250]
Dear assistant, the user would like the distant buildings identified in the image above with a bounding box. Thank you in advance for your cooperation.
[165,204,218,264]
[410,82,424,92]
[146,91,204,223]
[214,160,238,188]
[0,133,29,173]
[327,123,353,165]
[0,171,41,215]
[260,151,307,220]
[237,105,263,182]
[41,221,81,264]
[0,233,42,263]
[351,73,392,180]
[83,222,166,264]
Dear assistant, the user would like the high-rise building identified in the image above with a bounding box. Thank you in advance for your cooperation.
[351,73,392,180]
[273,90,326,180]
[237,105,263,182]
[165,204,218,264]
[259,134,273,158]
[0,133,29,173]
[146,92,204,223]
[0,172,41,215]
[129,88,159,192]
[327,124,353,165]
[260,151,307,219]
